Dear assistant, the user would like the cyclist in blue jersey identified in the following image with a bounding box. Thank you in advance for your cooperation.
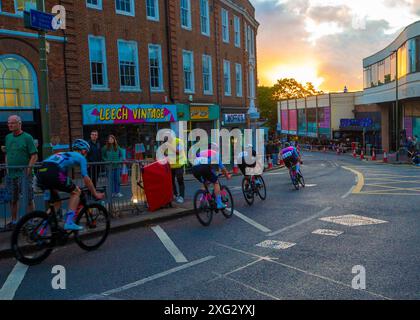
[280,142,302,174]
[36,139,105,231]
[192,143,231,209]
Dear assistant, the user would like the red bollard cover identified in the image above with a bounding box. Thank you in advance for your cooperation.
[142,160,173,212]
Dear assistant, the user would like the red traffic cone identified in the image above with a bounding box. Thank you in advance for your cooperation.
[360,150,364,160]
[353,149,357,158]
[121,164,129,185]
[268,157,273,169]
[383,150,388,163]
[371,148,376,161]
[233,163,239,174]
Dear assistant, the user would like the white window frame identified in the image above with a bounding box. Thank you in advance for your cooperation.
[200,0,210,37]
[183,50,195,94]
[234,15,240,48]
[88,35,109,91]
[202,54,213,95]
[235,63,242,97]
[221,8,229,43]
[87,0,102,10]
[180,0,192,30]
[148,44,164,92]
[117,39,141,92]
[146,0,159,21]
[223,60,231,96]
[115,0,135,17]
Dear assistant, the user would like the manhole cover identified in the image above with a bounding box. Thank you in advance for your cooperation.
[312,229,344,236]
[319,214,388,226]
[256,240,296,250]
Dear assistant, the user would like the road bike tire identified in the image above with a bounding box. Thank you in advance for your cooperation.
[290,170,300,190]
[298,172,305,188]
[256,176,267,200]
[11,211,55,266]
[194,190,213,226]
[221,186,234,219]
[74,203,110,251]
[242,177,255,206]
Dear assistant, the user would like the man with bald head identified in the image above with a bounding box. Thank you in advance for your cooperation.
[5,115,38,229]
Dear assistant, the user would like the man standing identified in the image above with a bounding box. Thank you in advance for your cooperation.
[87,130,102,188]
[5,115,38,229]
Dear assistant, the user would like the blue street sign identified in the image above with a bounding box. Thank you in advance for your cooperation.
[27,9,55,32]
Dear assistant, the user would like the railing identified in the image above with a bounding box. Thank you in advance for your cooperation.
[0,160,155,232]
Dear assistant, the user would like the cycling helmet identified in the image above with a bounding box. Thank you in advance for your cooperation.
[72,139,90,152]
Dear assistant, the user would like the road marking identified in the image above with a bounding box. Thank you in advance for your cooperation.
[265,172,286,175]
[341,186,355,199]
[312,229,344,237]
[305,184,317,187]
[216,243,391,300]
[320,214,388,227]
[102,256,215,296]
[223,274,281,300]
[342,167,364,193]
[151,225,188,263]
[268,207,332,237]
[256,240,296,250]
[233,210,271,233]
[0,262,29,300]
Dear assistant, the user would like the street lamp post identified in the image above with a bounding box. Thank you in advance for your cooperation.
[36,0,52,158]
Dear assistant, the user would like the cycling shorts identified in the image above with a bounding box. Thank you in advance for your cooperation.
[283,155,299,169]
[192,164,218,184]
[36,162,77,194]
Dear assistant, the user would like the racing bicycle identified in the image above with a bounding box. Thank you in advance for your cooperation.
[289,165,305,190]
[241,175,267,205]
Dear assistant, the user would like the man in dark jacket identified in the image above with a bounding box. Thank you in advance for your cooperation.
[87,130,102,188]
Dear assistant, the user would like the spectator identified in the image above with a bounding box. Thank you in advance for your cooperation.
[87,130,102,188]
[102,135,124,198]
[272,140,280,166]
[414,135,419,152]
[266,141,274,165]
[163,131,187,204]
[5,115,38,229]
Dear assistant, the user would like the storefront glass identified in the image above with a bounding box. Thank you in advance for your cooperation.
[298,109,307,136]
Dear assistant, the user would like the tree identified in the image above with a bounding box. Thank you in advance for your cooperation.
[272,78,323,100]
[257,86,277,131]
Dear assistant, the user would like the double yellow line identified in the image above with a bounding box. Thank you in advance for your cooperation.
[342,166,365,194]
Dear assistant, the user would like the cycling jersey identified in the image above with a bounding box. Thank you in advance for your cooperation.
[193,149,225,170]
[43,151,89,177]
[281,146,300,169]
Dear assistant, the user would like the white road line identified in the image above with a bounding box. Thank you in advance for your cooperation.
[268,207,332,237]
[151,225,188,263]
[224,275,281,300]
[233,210,271,233]
[341,186,355,199]
[0,262,29,300]
[102,256,215,296]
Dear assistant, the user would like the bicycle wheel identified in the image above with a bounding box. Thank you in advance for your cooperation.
[298,171,305,188]
[11,211,55,266]
[74,203,110,251]
[242,177,255,206]
[290,170,300,190]
[221,186,234,218]
[256,176,267,200]
[194,190,213,226]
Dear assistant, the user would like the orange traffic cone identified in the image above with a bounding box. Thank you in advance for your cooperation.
[360,150,365,160]
[353,149,357,158]
[383,150,388,163]
[268,157,273,169]
[371,148,376,161]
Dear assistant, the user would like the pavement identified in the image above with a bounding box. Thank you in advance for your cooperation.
[0,151,419,300]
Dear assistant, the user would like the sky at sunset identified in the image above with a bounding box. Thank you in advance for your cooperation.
[251,0,420,92]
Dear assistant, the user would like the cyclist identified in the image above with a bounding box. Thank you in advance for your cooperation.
[237,144,263,183]
[281,142,302,174]
[192,143,231,209]
[36,139,105,231]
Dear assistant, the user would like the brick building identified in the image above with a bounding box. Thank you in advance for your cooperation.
[0,0,259,159]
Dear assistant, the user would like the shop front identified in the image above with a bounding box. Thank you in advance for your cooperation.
[82,104,178,160]
[404,101,420,139]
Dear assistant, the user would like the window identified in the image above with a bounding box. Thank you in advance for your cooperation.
[202,55,212,95]
[248,67,255,98]
[87,0,102,10]
[149,44,164,92]
[221,8,229,43]
[0,55,38,108]
[88,36,108,89]
[118,40,140,91]
[180,0,191,30]
[200,0,210,36]
[408,38,416,74]
[146,0,159,21]
[378,60,385,85]
[244,22,248,52]
[183,50,194,93]
[390,52,396,81]
[384,57,391,83]
[398,43,407,78]
[371,62,378,86]
[223,60,231,96]
[235,63,242,97]
[115,0,135,16]
[234,15,240,48]
[15,0,36,13]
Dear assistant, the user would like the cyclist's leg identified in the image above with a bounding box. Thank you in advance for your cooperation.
[55,171,82,231]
